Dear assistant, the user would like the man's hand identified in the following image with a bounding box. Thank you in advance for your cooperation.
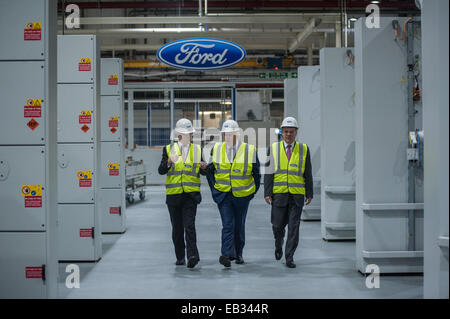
[168,153,179,166]
[265,196,272,205]
[199,161,207,170]
[305,197,312,205]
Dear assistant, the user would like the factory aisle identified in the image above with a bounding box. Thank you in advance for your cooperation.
[58,186,423,299]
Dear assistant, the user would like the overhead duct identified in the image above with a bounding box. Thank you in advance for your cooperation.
[288,18,322,53]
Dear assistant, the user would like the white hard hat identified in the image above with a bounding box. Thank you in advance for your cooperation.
[221,119,240,133]
[175,118,195,134]
[281,117,298,129]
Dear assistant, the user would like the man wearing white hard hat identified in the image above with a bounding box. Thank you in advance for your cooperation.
[264,117,313,268]
[158,118,207,268]
[206,119,261,268]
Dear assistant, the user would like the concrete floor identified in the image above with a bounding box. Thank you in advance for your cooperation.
[58,186,423,299]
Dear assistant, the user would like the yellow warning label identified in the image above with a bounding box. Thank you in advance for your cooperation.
[109,74,118,79]
[80,110,92,116]
[21,185,42,197]
[80,58,92,64]
[77,170,92,180]
[109,116,119,121]
[25,22,42,30]
[107,163,119,170]
[26,99,42,107]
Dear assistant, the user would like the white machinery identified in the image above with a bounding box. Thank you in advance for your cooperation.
[320,48,356,240]
[355,17,424,274]
[100,58,126,233]
[298,66,322,221]
[125,156,147,204]
[283,78,298,120]
[0,0,58,298]
[57,35,102,261]
[421,0,449,298]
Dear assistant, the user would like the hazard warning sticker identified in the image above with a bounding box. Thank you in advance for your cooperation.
[79,58,92,72]
[24,22,42,41]
[24,99,42,118]
[79,110,92,124]
[25,266,43,279]
[110,128,117,134]
[77,170,92,187]
[21,184,42,208]
[109,116,119,128]
[108,74,119,85]
[108,163,119,176]
[81,124,90,133]
[27,119,39,130]
[110,207,121,215]
[80,228,93,237]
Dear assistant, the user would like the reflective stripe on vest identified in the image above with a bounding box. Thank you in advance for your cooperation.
[165,143,201,194]
[272,141,307,195]
[212,142,256,197]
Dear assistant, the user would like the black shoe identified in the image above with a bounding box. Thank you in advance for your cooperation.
[235,256,244,264]
[187,256,199,268]
[219,255,231,268]
[175,259,185,266]
[229,256,236,261]
[286,261,296,268]
[275,248,283,261]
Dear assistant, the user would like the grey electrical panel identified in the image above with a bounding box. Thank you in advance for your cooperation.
[57,35,102,262]
[57,143,95,203]
[298,66,321,221]
[57,84,95,143]
[58,204,96,261]
[320,48,356,240]
[100,58,126,234]
[0,0,58,299]
[101,95,122,142]
[355,18,424,274]
[99,189,125,233]
[0,146,46,231]
[0,62,46,144]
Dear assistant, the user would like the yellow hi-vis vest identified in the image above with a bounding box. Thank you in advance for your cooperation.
[165,143,201,195]
[212,142,256,198]
[272,141,308,195]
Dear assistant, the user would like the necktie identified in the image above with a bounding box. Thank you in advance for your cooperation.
[286,144,292,161]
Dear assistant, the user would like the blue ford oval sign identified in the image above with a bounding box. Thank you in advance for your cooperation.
[157,38,246,70]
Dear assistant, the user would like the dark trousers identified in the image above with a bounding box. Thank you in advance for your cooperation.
[218,193,250,258]
[167,194,199,261]
[271,194,304,262]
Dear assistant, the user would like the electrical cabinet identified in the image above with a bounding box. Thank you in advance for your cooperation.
[0,233,47,298]
[320,48,356,240]
[0,62,46,145]
[57,143,95,204]
[0,0,58,298]
[355,17,424,274]
[0,1,46,60]
[58,204,96,261]
[0,146,46,231]
[100,95,122,142]
[101,59,122,96]
[57,35,96,84]
[100,58,126,234]
[100,142,122,189]
[99,189,125,233]
[57,34,101,262]
[57,84,95,143]
[298,66,321,221]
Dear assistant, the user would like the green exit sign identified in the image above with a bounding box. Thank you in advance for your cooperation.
[259,72,298,79]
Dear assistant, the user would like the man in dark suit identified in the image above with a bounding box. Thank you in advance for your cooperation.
[158,118,207,268]
[264,117,313,268]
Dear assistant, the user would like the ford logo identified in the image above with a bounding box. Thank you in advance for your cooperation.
[157,38,246,70]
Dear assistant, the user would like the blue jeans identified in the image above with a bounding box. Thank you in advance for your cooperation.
[218,193,251,258]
